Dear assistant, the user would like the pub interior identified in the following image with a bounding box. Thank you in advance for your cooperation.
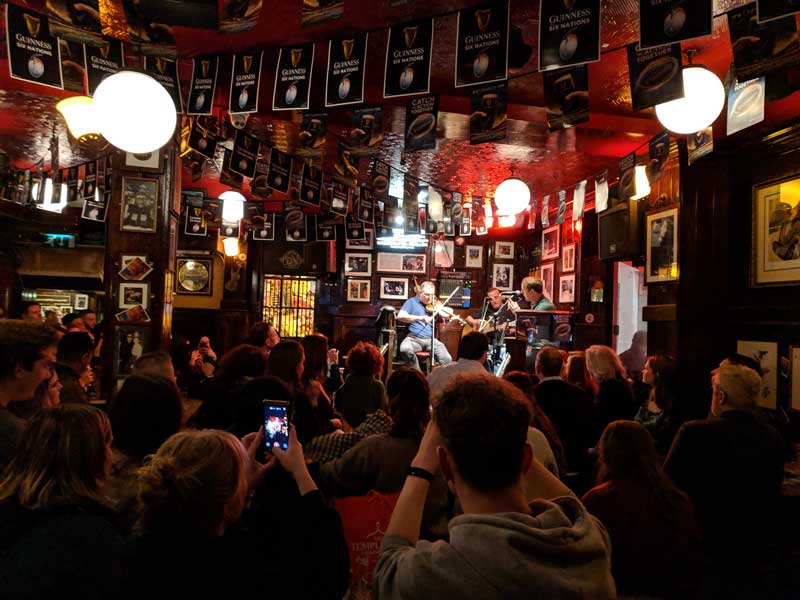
[0,0,799,597]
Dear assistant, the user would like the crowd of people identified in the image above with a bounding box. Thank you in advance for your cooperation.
[0,313,795,598]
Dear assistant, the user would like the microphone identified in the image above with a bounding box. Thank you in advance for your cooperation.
[502,290,524,301]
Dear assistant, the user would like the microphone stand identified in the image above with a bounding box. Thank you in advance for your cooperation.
[428,286,460,376]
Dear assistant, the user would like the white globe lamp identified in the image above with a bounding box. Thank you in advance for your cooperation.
[427,187,444,221]
[220,190,245,222]
[494,176,530,216]
[655,66,725,135]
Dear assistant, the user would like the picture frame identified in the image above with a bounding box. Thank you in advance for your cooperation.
[120,176,159,233]
[751,175,800,287]
[465,245,483,269]
[379,277,409,300]
[346,278,371,303]
[345,229,375,250]
[376,252,427,274]
[791,346,800,411]
[646,207,679,283]
[60,305,73,315]
[344,252,372,277]
[74,294,89,311]
[491,263,514,291]
[119,282,149,310]
[541,262,555,301]
[559,274,576,304]
[114,326,149,376]
[433,239,455,268]
[736,340,778,409]
[494,241,515,260]
[119,255,154,281]
[175,257,213,295]
[542,225,560,261]
[123,148,163,173]
[562,243,576,273]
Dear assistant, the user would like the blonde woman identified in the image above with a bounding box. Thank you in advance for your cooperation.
[585,345,636,436]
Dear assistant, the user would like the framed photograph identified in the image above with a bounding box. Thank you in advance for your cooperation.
[736,340,778,409]
[175,258,213,295]
[118,282,149,310]
[346,278,371,303]
[433,239,455,268]
[123,148,163,173]
[121,177,158,233]
[494,241,515,260]
[791,346,800,411]
[345,229,374,250]
[380,277,408,300]
[344,253,372,277]
[60,305,73,315]
[119,255,154,281]
[646,207,679,283]
[115,305,151,323]
[562,243,576,273]
[465,245,483,269]
[542,225,560,261]
[752,175,800,287]
[74,294,89,310]
[114,326,148,376]
[541,262,555,300]
[559,274,576,304]
[491,263,514,291]
[376,252,427,274]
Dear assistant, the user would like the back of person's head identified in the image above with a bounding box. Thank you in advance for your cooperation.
[386,368,430,438]
[535,346,563,378]
[110,374,183,461]
[714,364,761,411]
[459,332,489,361]
[136,430,246,537]
[133,351,176,381]
[346,341,384,377]
[566,351,592,389]
[0,404,111,509]
[267,341,304,386]
[245,322,273,347]
[721,353,763,376]
[503,370,535,398]
[301,333,329,382]
[61,313,83,330]
[522,276,544,293]
[56,332,93,364]
[229,376,292,438]
[646,354,678,410]
[386,367,429,405]
[585,345,628,383]
[0,319,59,382]
[435,374,532,491]
[216,344,268,384]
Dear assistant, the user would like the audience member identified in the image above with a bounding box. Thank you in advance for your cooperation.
[245,321,281,358]
[565,350,593,394]
[618,330,647,376]
[55,332,93,404]
[582,420,701,597]
[195,336,218,367]
[77,309,98,333]
[132,351,177,382]
[427,332,489,398]
[19,302,41,321]
[585,345,636,437]
[634,354,677,456]
[44,309,62,328]
[374,374,615,599]
[334,341,387,428]
[10,369,62,420]
[61,312,87,332]
[301,334,339,429]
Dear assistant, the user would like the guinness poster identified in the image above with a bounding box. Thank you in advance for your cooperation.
[267,148,291,193]
[47,0,101,45]
[220,220,241,240]
[543,64,589,130]
[334,144,359,187]
[452,191,464,224]
[594,169,609,212]
[326,34,368,107]
[474,199,487,234]
[728,4,800,81]
[627,43,684,111]
[59,38,86,93]
[299,161,323,207]
[405,94,438,151]
[358,188,375,223]
[285,208,308,242]
[460,206,472,235]
[5,4,63,89]
[330,182,350,216]
[372,160,390,197]
[188,118,219,159]
[219,0,262,34]
[639,0,712,50]
[188,57,219,115]
[230,130,259,178]
[84,39,124,96]
[229,51,263,114]
[727,77,765,136]
[469,82,507,144]
[647,130,670,183]
[67,166,79,204]
[250,154,271,199]
[298,112,328,155]
[144,56,183,112]
[185,204,207,236]
[348,106,384,156]
[403,177,420,234]
[82,161,97,200]
[220,149,243,189]
[316,214,337,241]
[273,43,314,111]
[618,152,636,201]
[253,213,275,241]
[538,0,601,71]
[687,126,713,165]
[345,213,365,240]
[455,1,509,88]
[757,0,800,23]
[384,18,434,98]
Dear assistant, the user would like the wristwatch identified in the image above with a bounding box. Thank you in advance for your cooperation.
[405,466,434,482]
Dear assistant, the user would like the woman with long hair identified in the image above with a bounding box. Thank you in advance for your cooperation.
[565,351,593,394]
[585,345,636,437]
[301,334,340,430]
[635,354,678,456]
[334,341,387,428]
[581,420,701,597]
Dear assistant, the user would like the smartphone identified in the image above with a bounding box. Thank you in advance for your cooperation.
[262,399,290,452]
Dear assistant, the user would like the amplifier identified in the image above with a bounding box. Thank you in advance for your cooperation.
[437,271,471,309]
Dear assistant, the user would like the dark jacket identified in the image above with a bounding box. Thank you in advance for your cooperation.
[335,374,387,428]
[55,362,88,404]
[593,378,636,438]
[534,379,595,473]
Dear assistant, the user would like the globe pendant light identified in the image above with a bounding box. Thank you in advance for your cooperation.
[93,71,177,153]
[427,187,444,221]
[494,173,530,216]
[655,66,724,135]
[220,190,245,222]
[56,96,101,142]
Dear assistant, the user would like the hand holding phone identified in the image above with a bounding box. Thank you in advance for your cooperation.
[263,400,290,452]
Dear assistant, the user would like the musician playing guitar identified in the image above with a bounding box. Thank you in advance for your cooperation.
[465,287,515,335]
[397,280,454,372]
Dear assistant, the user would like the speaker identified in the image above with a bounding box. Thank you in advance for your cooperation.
[598,198,645,260]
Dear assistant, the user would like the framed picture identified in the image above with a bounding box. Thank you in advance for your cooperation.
[114,326,148,376]
[559,274,576,304]
[736,340,778,409]
[121,176,158,233]
[346,278,371,303]
[119,282,149,309]
[433,239,455,268]
[491,263,514,291]
[542,225,560,261]
[465,245,483,268]
[60,305,73,315]
[541,262,555,300]
[751,175,800,287]
[175,258,213,295]
[376,252,427,274]
[791,346,800,411]
[562,243,576,273]
[344,253,372,277]
[646,207,679,283]
[74,294,89,310]
[380,277,408,300]
[119,255,153,281]
[345,229,375,250]
[123,148,163,173]
[494,241,514,260]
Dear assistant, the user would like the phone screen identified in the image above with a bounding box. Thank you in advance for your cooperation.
[263,400,289,451]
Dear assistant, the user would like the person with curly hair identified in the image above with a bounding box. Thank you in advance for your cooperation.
[334,341,387,428]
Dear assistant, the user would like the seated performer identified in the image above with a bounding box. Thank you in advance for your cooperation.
[465,287,515,336]
[397,281,453,372]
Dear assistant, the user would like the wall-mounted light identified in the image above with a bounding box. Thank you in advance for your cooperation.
[56,96,101,142]
[220,190,245,222]
[222,237,240,257]
[630,165,651,200]
[655,65,724,134]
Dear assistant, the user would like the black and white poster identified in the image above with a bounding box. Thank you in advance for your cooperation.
[639,0,712,50]
[219,148,243,189]
[403,178,420,234]
[405,94,438,151]
[727,77,766,136]
[345,213,365,240]
[348,105,384,155]
[219,219,241,239]
[618,152,636,201]
[627,43,684,111]
[297,112,328,156]
[316,214,337,242]
[469,82,508,144]
[84,39,124,96]
[556,189,567,224]
[543,65,589,130]
[595,169,609,212]
[253,213,275,241]
[757,0,800,23]
[384,18,434,97]
[67,166,79,204]
[372,160,390,197]
[267,147,291,193]
[81,190,107,222]
[326,34,368,107]
[647,130,670,183]
[299,161,323,207]
[538,0,601,71]
[455,1,509,87]
[143,56,183,112]
[188,117,219,159]
[728,4,800,81]
[229,51,263,114]
[230,130,259,178]
[540,194,550,227]
[46,0,101,44]
[187,57,219,115]
[5,4,63,89]
[330,182,350,216]
[573,180,586,221]
[273,43,314,111]
[358,187,375,223]
[82,161,97,200]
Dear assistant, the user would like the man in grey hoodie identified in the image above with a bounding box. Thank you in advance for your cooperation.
[374,374,616,599]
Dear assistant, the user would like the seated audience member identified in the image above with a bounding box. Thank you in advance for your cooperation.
[301,334,339,429]
[582,421,701,597]
[55,332,93,404]
[585,345,636,437]
[245,321,281,358]
[374,374,615,599]
[132,351,177,382]
[634,354,677,456]
[427,332,489,399]
[664,364,786,597]
[618,330,647,377]
[19,302,42,321]
[0,320,59,468]
[334,341,387,428]
[565,351,593,395]
[195,336,218,366]
[129,428,349,599]
[0,405,125,599]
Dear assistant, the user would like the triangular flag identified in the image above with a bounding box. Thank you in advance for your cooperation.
[573,180,586,221]
[595,170,608,212]
[555,189,567,224]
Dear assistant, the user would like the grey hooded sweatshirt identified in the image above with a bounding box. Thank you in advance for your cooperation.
[374,495,616,599]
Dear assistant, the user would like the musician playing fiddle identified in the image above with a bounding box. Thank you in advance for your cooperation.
[397,280,453,372]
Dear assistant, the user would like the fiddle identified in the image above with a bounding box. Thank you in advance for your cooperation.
[425,296,465,324]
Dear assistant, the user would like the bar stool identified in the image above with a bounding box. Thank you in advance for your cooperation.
[415,351,432,373]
